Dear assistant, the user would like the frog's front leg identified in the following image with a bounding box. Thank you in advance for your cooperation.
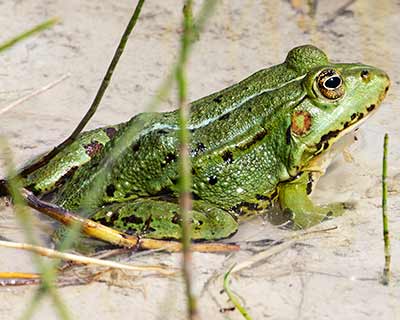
[277,172,347,228]
[91,198,239,241]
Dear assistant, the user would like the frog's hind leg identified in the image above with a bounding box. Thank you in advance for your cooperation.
[276,172,348,229]
[92,198,239,241]
[22,189,239,252]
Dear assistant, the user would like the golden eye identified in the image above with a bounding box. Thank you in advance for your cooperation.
[316,69,344,100]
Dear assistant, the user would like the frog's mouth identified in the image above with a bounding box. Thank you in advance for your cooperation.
[313,101,382,156]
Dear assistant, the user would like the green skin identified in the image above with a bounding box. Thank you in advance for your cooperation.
[24,45,390,241]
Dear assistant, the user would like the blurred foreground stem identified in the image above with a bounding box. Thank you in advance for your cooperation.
[175,2,217,318]
[0,18,59,52]
[0,138,70,320]
[177,1,197,319]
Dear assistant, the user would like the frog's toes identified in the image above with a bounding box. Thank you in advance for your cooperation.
[316,201,354,224]
[323,200,355,216]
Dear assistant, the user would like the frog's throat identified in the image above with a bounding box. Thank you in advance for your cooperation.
[312,102,381,157]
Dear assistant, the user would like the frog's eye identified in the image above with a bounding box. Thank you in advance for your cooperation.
[316,69,344,100]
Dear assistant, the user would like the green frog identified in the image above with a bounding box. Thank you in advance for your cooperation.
[23,45,390,241]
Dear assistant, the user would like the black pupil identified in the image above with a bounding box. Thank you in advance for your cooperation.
[324,76,341,89]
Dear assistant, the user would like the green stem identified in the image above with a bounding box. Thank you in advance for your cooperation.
[223,265,253,320]
[0,138,70,320]
[381,133,391,285]
[0,18,59,52]
[177,1,197,319]
[175,1,217,319]
[20,0,146,177]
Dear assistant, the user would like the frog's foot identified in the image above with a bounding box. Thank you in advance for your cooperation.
[275,173,354,229]
[322,201,356,217]
[289,202,347,229]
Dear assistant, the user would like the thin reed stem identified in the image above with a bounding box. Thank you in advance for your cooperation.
[20,0,146,177]
[381,133,391,285]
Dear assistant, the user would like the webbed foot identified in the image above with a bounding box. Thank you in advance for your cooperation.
[274,173,355,229]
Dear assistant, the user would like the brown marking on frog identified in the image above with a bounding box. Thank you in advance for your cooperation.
[208,175,218,185]
[84,140,104,157]
[221,150,234,163]
[104,127,117,139]
[255,194,269,201]
[306,172,313,195]
[367,104,376,112]
[314,129,341,155]
[191,142,206,155]
[161,152,177,168]
[236,129,268,151]
[54,165,79,189]
[291,110,312,136]
[213,95,223,103]
[219,113,230,121]
[360,70,371,82]
[231,201,262,216]
[105,184,116,197]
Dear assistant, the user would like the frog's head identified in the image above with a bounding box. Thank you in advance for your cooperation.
[287,63,390,175]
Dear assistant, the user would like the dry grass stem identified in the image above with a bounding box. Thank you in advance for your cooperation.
[0,272,40,279]
[0,240,175,275]
[0,74,70,116]
[232,226,337,273]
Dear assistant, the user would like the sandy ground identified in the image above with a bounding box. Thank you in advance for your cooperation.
[0,1,399,319]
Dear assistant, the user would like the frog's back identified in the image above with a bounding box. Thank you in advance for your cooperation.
[188,45,329,126]
[52,45,330,211]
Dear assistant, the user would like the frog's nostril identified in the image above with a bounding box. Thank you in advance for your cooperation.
[360,70,370,79]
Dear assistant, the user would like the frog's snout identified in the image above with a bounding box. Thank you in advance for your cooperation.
[375,69,391,102]
[355,66,390,109]
[360,67,391,99]
[379,70,391,99]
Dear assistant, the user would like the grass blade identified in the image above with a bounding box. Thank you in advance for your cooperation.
[0,138,71,320]
[0,18,59,52]
[223,266,252,320]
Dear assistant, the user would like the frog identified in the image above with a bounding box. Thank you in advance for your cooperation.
[22,44,390,242]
